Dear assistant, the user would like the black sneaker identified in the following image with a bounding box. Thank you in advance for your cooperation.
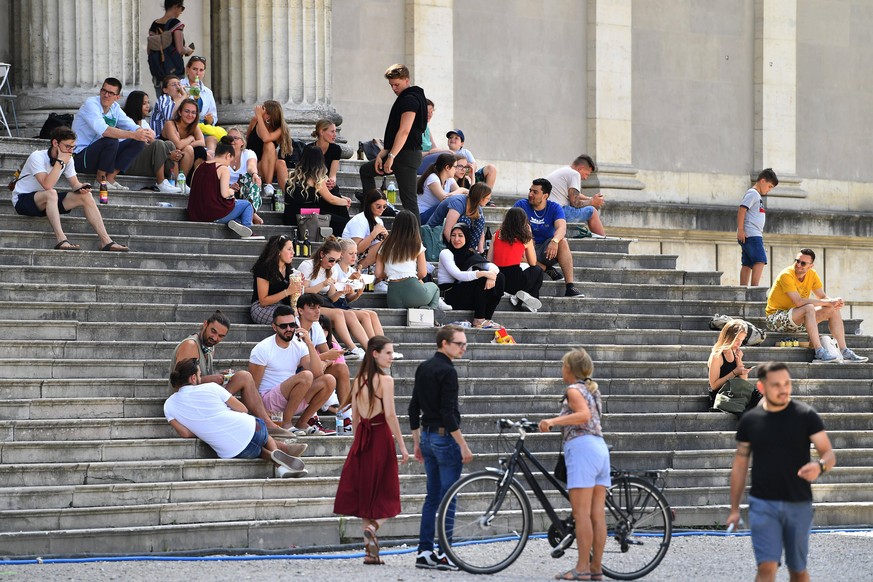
[435,552,459,571]
[565,284,584,297]
[415,550,441,569]
[545,267,564,281]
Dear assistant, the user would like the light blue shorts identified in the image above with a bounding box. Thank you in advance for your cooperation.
[748,495,814,572]
[564,434,611,489]
[561,205,596,224]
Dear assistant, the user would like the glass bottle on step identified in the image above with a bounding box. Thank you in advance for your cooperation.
[302,229,311,258]
[99,181,108,204]
[387,178,397,205]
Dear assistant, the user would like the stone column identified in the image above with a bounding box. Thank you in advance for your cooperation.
[210,0,341,134]
[754,0,804,198]
[404,0,453,143]
[586,0,643,195]
[10,0,140,126]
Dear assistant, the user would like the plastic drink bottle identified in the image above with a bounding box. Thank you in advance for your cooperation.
[99,181,108,204]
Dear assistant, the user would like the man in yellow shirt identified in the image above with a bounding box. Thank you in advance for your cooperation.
[765,248,867,363]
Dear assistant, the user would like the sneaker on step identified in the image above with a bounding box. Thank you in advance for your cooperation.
[107,181,129,191]
[157,179,181,193]
[307,415,335,435]
[545,267,564,281]
[276,464,308,478]
[263,184,275,197]
[343,417,353,433]
[813,347,840,363]
[564,285,584,297]
[841,348,868,362]
[227,220,253,238]
[392,351,404,360]
[415,550,441,570]
[514,291,542,312]
[437,298,453,311]
[374,281,389,293]
[345,347,365,360]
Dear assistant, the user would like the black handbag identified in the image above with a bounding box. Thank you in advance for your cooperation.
[554,452,567,484]
[38,113,75,139]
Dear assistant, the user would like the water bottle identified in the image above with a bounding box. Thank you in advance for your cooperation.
[176,170,186,194]
[387,179,397,205]
[273,191,285,213]
[335,413,343,435]
[99,181,108,204]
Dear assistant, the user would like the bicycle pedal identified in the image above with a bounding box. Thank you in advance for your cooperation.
[550,548,565,559]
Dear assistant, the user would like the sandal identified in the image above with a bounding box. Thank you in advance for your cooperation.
[53,240,80,250]
[554,571,591,581]
[474,319,501,329]
[590,573,604,581]
[363,524,383,565]
[100,241,129,252]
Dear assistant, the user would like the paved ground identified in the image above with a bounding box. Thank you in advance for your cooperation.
[1,531,872,581]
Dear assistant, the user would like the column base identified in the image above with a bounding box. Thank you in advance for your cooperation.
[583,163,646,195]
[755,172,806,199]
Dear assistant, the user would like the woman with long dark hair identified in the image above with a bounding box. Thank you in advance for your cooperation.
[162,97,206,179]
[539,348,610,582]
[488,206,544,312]
[250,234,304,324]
[333,335,408,565]
[122,90,182,193]
[437,223,505,328]
[342,189,389,269]
[376,210,446,310]
[427,182,492,253]
[246,100,292,193]
[416,152,466,223]
[187,136,255,238]
[283,146,352,236]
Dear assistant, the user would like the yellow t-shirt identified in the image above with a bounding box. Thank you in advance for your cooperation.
[766,266,823,316]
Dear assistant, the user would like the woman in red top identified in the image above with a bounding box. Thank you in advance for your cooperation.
[187,136,256,238]
[488,207,544,312]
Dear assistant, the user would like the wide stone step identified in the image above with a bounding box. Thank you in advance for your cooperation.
[672,448,873,470]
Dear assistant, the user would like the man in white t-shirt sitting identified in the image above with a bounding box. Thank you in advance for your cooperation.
[545,155,606,236]
[11,126,129,252]
[165,358,307,478]
[248,305,336,436]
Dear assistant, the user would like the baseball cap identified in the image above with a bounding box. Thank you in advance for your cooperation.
[446,129,465,142]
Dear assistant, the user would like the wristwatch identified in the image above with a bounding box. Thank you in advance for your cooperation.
[551,238,560,244]
[387,153,395,158]
[818,459,828,474]
[56,160,65,169]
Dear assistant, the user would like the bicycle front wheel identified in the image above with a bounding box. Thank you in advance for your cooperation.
[601,476,672,580]
[436,470,533,574]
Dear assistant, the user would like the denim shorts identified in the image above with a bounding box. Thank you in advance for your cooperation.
[234,417,268,459]
[739,236,767,267]
[748,496,814,572]
[564,434,611,489]
[561,204,596,224]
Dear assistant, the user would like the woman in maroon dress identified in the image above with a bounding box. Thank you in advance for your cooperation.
[333,335,409,565]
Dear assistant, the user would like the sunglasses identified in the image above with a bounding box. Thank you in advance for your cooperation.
[794,259,811,266]
[189,56,207,65]
[324,257,339,264]
[275,322,297,330]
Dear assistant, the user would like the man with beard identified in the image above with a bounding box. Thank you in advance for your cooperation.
[171,309,297,439]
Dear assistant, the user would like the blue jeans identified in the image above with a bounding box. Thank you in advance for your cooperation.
[233,418,268,459]
[214,199,254,227]
[418,429,462,553]
[74,136,146,174]
[561,204,596,223]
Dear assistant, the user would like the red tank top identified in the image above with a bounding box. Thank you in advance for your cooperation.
[187,162,233,222]
[491,230,526,267]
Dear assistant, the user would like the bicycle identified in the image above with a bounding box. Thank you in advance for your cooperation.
[435,418,673,579]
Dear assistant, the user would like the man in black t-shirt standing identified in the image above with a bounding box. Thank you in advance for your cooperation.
[359,63,428,221]
[727,361,835,582]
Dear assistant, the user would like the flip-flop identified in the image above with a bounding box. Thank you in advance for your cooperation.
[100,241,129,252]
[554,570,591,581]
[53,240,80,250]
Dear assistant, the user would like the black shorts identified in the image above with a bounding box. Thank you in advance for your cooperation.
[14,191,73,217]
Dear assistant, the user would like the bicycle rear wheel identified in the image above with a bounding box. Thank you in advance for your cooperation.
[436,470,533,574]
[600,476,672,580]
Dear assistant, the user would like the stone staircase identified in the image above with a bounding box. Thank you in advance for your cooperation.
[1,137,872,558]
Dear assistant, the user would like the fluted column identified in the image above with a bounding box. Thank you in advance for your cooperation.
[585,0,643,195]
[404,0,453,142]
[754,0,805,197]
[211,0,340,132]
[11,0,140,125]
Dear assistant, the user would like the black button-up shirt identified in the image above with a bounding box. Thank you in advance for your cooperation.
[408,351,461,433]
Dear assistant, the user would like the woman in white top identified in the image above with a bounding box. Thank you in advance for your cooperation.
[416,152,467,224]
[438,223,505,328]
[375,210,444,310]
[227,126,264,223]
[298,237,372,358]
[342,189,389,269]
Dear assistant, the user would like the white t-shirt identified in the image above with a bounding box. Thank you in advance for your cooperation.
[229,149,258,185]
[382,244,425,280]
[454,147,477,165]
[249,335,309,393]
[297,259,340,295]
[418,173,458,213]
[544,166,581,208]
[13,149,78,206]
[300,320,328,348]
[342,212,384,243]
[163,382,255,458]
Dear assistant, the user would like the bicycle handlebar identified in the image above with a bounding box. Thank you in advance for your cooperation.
[498,418,540,433]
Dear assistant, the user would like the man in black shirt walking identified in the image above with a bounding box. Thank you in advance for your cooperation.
[727,361,835,582]
[409,325,473,570]
[359,63,428,221]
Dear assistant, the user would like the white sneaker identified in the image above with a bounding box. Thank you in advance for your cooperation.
[227,220,253,238]
[107,181,129,191]
[345,347,365,360]
[437,298,453,311]
[374,281,389,293]
[392,351,404,360]
[276,465,308,478]
[157,179,181,193]
[263,184,275,197]
[514,291,542,313]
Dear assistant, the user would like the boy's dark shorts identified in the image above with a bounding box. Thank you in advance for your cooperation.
[14,191,73,217]
[739,236,767,267]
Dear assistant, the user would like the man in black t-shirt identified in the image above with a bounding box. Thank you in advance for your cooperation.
[727,361,835,582]
[359,63,428,221]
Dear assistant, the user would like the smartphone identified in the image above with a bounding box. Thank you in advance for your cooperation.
[74,183,92,193]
